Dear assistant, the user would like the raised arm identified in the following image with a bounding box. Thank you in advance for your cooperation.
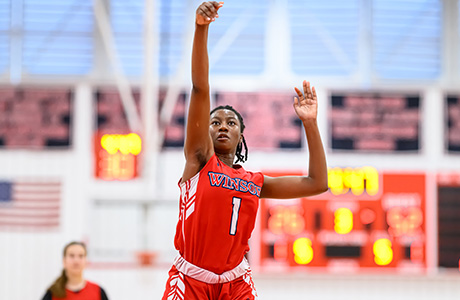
[181,1,224,183]
[260,81,328,198]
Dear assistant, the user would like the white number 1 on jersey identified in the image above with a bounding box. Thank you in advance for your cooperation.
[229,197,242,235]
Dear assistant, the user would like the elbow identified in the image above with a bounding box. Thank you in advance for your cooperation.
[319,178,329,193]
[319,183,329,194]
[191,83,209,95]
[300,176,328,197]
[312,184,328,196]
[311,178,329,195]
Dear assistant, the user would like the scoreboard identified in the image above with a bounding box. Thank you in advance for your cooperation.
[94,132,142,181]
[329,93,421,152]
[258,168,426,272]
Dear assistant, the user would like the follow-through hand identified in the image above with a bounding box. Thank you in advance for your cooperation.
[196,1,224,25]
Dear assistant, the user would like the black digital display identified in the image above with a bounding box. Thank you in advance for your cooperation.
[0,87,72,148]
[330,93,420,152]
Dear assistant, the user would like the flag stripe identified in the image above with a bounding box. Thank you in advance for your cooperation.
[0,210,59,217]
[0,216,60,222]
[0,222,60,227]
[0,203,60,209]
[7,197,60,202]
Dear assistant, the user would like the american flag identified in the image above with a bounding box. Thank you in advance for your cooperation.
[0,181,61,229]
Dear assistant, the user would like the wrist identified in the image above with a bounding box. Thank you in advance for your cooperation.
[302,119,318,127]
[195,21,209,27]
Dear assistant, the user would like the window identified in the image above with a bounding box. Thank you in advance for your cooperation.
[372,0,441,80]
[458,0,460,77]
[22,0,93,75]
[110,0,144,76]
[110,0,193,77]
[159,0,188,77]
[208,1,267,75]
[0,0,9,74]
[288,0,360,76]
[159,0,267,76]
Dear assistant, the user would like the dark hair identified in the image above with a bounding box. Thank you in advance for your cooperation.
[210,105,248,163]
[48,241,87,298]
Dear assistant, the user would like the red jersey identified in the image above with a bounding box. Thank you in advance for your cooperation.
[42,281,108,300]
[174,154,264,274]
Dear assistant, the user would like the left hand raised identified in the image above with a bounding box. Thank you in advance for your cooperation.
[293,80,317,122]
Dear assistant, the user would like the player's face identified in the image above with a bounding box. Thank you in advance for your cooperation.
[63,244,87,277]
[210,109,242,153]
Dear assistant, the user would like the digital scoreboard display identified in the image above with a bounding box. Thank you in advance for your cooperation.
[94,133,142,181]
[446,95,460,152]
[437,173,460,269]
[330,93,420,152]
[259,169,426,272]
[0,87,72,148]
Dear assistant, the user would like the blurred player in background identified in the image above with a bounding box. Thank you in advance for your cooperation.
[162,1,328,299]
[41,241,109,300]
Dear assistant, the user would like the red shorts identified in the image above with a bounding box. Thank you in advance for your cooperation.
[162,265,258,300]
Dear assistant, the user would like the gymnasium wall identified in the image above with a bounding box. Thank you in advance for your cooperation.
[1,0,460,299]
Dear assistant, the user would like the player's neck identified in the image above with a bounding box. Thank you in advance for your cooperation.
[66,275,85,291]
[216,153,235,168]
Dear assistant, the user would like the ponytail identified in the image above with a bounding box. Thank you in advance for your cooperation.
[48,269,68,298]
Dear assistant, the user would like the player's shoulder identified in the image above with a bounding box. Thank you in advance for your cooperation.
[41,290,52,300]
[84,280,102,290]
[84,281,109,299]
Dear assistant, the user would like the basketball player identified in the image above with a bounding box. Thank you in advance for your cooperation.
[162,2,328,299]
[41,241,109,300]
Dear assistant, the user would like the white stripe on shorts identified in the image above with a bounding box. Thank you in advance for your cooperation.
[173,254,249,284]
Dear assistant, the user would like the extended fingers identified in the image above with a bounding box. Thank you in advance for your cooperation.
[295,80,317,105]
[294,87,303,99]
[293,96,299,107]
[303,80,312,99]
[312,86,317,100]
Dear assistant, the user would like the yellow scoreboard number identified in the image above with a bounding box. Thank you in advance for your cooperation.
[334,207,353,234]
[328,166,379,196]
[95,133,142,180]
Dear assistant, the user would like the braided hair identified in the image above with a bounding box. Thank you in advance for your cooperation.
[210,105,248,163]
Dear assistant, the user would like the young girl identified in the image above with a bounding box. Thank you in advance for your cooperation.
[162,2,328,299]
[42,241,109,300]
